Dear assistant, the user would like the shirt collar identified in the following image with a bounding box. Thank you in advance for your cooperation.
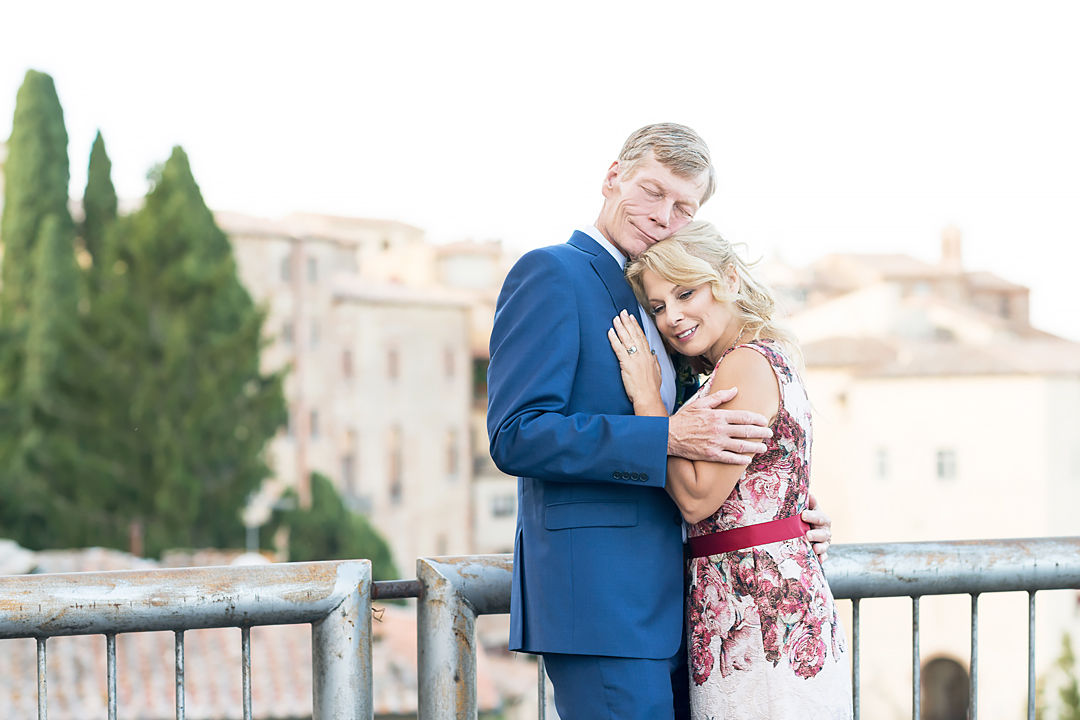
[579,225,627,269]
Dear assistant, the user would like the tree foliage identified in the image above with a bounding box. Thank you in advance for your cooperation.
[0,70,72,327]
[81,130,117,273]
[0,69,287,556]
[86,147,286,556]
[266,472,399,581]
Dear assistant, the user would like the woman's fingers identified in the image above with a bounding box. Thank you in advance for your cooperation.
[607,327,627,359]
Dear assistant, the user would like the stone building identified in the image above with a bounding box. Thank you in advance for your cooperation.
[776,229,1080,719]
[220,211,478,566]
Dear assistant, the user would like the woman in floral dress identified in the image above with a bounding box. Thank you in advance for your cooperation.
[608,221,851,719]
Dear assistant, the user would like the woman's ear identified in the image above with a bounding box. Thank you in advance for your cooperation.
[724,263,739,293]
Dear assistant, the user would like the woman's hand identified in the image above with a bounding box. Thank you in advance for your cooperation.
[607,309,666,416]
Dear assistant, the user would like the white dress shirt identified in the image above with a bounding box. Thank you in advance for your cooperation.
[580,226,676,414]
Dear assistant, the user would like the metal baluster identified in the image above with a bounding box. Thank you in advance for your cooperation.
[1028,591,1036,720]
[969,594,978,720]
[175,630,185,720]
[107,634,117,720]
[913,596,921,720]
[852,598,861,720]
[242,626,252,720]
[537,656,547,720]
[36,637,47,720]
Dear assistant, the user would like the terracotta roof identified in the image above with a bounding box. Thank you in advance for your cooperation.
[804,337,1080,377]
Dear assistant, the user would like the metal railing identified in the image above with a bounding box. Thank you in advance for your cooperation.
[0,560,373,720]
[411,537,1080,720]
[1,538,1078,719]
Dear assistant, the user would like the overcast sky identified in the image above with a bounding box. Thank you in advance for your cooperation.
[3,0,1078,339]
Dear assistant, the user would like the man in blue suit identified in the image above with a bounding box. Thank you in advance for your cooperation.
[487,123,831,719]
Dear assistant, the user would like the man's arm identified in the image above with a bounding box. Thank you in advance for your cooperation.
[607,311,772,464]
[487,249,669,486]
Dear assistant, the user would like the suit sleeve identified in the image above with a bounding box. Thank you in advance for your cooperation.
[486,248,669,487]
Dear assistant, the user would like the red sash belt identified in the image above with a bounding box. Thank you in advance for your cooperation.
[687,515,810,558]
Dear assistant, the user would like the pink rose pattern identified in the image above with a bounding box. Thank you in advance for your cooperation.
[686,341,846,686]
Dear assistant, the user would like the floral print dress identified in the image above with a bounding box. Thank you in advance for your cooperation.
[684,340,851,719]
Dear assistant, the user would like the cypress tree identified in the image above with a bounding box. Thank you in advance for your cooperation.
[94,146,286,556]
[81,130,117,273]
[0,214,84,548]
[0,70,77,547]
[0,70,72,326]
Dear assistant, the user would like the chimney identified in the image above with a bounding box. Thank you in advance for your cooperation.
[941,226,963,273]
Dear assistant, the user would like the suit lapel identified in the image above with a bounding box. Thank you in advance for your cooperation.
[568,231,643,324]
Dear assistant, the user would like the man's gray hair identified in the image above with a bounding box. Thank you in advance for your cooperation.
[617,123,716,205]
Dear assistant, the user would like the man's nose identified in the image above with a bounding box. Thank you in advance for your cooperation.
[651,200,674,227]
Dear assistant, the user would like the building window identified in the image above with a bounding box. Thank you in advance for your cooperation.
[282,321,294,345]
[491,494,516,518]
[875,448,889,481]
[342,350,353,378]
[280,255,291,282]
[936,449,957,481]
[310,320,320,348]
[307,257,317,283]
[310,410,319,439]
[341,453,355,493]
[387,347,399,381]
[389,426,402,504]
[446,429,459,479]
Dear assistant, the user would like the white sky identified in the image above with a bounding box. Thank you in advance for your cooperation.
[3,0,1078,340]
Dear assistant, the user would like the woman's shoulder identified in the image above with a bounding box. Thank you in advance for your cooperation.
[711,343,777,388]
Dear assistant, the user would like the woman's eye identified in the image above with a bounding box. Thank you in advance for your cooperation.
[651,305,664,315]
[679,290,694,300]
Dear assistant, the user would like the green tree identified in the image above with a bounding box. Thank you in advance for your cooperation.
[266,472,399,581]
[1038,633,1080,720]
[0,214,87,547]
[1058,633,1080,720]
[0,70,73,497]
[90,146,286,556]
[81,130,117,274]
[0,70,72,326]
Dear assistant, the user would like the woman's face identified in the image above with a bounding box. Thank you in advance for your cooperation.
[641,267,741,365]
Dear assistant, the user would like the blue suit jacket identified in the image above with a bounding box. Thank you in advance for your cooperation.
[487,231,685,659]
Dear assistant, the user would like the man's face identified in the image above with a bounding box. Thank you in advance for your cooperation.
[596,152,709,259]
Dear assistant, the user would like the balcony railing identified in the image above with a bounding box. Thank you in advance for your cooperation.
[1,537,1078,719]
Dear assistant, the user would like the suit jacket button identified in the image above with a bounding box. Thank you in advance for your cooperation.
[612,472,620,480]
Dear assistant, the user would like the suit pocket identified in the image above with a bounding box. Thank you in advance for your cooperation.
[544,501,638,530]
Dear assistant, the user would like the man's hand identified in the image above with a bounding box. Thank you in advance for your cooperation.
[802,493,832,562]
[667,387,772,463]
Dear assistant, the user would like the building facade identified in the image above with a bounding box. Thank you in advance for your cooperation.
[780,230,1080,718]
[221,211,478,566]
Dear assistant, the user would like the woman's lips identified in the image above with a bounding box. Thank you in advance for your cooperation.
[673,326,698,343]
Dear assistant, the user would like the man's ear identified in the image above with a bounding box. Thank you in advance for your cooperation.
[602,161,620,196]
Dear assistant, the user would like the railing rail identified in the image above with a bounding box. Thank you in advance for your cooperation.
[0,560,372,720]
[2,538,1078,719]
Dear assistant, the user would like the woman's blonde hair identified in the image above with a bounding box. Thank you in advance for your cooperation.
[625,220,799,370]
